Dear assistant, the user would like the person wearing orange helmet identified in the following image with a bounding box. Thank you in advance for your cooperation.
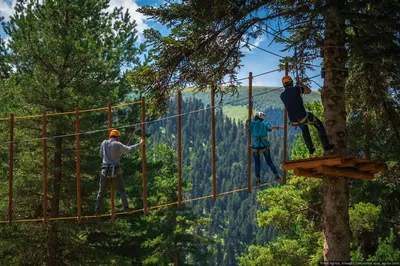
[245,111,282,185]
[95,129,144,214]
[280,76,334,154]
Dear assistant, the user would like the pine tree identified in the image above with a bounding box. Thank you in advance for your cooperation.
[2,0,140,264]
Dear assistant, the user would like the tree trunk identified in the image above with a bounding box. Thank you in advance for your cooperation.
[47,135,62,265]
[322,2,351,262]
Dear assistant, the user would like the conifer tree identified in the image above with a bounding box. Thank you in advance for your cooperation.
[2,0,140,264]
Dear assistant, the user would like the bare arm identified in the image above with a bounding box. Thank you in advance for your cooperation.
[296,77,312,94]
[244,119,250,131]
[118,139,145,153]
[270,126,284,130]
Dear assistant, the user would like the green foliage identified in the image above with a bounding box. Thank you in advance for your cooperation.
[140,143,213,265]
[367,229,400,262]
[349,202,382,244]
[290,101,326,160]
[239,237,309,266]
[352,229,400,262]
[146,96,288,265]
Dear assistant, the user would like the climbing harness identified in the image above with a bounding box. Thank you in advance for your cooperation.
[288,112,316,129]
[251,147,270,153]
[252,136,270,153]
[102,164,119,179]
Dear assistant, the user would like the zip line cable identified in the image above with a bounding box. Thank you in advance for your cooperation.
[224,0,349,74]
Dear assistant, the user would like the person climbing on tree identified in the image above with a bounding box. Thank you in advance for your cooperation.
[280,75,335,155]
[245,111,281,185]
[95,129,144,214]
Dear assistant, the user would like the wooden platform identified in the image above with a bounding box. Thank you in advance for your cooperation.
[282,156,387,180]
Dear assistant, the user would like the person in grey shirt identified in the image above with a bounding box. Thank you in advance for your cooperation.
[95,129,144,214]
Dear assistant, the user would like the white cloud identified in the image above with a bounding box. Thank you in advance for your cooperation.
[0,1,150,40]
[252,34,266,48]
[241,34,267,54]
[0,0,16,20]
[108,0,149,41]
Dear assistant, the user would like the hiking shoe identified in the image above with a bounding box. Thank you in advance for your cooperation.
[256,177,261,186]
[95,211,101,216]
[275,175,281,182]
[324,144,335,151]
[309,147,316,155]
[123,207,133,212]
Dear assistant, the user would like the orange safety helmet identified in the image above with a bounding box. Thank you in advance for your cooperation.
[109,129,121,138]
[282,75,293,86]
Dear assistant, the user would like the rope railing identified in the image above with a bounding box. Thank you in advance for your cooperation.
[0,101,141,121]
[0,72,322,146]
[0,69,284,146]
[0,180,279,224]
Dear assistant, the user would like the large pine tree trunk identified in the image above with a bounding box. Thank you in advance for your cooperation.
[322,2,351,261]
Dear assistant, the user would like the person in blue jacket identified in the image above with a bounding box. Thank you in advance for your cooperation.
[245,111,281,185]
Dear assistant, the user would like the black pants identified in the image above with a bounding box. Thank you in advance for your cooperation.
[298,112,330,151]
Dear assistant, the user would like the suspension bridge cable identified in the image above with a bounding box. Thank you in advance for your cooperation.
[0,101,142,121]
[1,72,322,146]
[0,69,283,145]
[0,180,280,224]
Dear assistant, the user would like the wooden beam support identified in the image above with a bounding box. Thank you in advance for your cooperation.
[283,62,289,185]
[317,165,374,180]
[247,72,253,193]
[294,168,322,179]
[211,86,217,201]
[375,163,388,172]
[282,157,342,171]
[358,163,377,172]
[336,159,356,168]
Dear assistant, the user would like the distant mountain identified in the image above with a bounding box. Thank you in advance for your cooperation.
[182,86,321,122]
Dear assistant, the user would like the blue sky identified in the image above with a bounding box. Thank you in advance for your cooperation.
[0,0,323,89]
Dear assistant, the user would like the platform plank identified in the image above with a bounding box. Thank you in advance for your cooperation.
[284,156,386,180]
[294,168,323,179]
[282,157,342,171]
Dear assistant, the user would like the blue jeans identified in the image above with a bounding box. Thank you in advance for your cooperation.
[299,112,331,151]
[252,148,278,177]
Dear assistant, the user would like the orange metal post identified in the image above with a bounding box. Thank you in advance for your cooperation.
[8,114,14,226]
[211,86,217,201]
[141,97,148,214]
[247,72,253,194]
[177,91,182,208]
[42,111,48,224]
[107,103,115,220]
[283,63,289,185]
[75,107,82,223]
